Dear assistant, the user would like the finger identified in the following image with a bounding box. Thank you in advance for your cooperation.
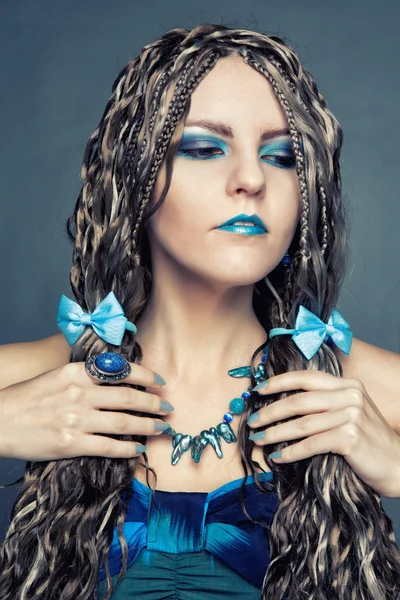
[76,436,148,459]
[63,361,167,390]
[89,386,172,415]
[253,370,363,396]
[266,426,345,463]
[247,389,349,428]
[84,410,168,437]
[249,406,350,445]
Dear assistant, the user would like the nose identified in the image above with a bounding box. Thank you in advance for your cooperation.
[227,152,266,199]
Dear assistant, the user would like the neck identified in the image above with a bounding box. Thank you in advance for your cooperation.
[136,269,267,385]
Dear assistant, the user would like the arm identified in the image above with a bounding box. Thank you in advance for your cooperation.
[0,334,71,390]
[334,337,400,435]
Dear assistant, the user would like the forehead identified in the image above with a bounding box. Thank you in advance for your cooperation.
[186,55,288,131]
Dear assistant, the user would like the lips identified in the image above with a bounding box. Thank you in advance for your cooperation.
[217,213,267,232]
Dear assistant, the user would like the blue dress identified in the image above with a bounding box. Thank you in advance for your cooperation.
[96,472,277,599]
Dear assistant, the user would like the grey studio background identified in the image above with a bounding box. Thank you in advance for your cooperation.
[0,0,399,548]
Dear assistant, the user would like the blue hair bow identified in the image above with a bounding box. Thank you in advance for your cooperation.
[56,291,137,346]
[269,305,352,360]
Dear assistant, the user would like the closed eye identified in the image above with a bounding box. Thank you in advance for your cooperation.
[261,154,296,168]
[177,146,296,168]
[176,146,224,160]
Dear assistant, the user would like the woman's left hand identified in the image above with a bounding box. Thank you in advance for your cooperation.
[247,371,400,498]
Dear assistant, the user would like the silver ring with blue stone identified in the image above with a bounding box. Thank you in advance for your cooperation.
[85,352,131,382]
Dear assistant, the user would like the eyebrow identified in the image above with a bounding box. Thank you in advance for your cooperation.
[184,119,290,143]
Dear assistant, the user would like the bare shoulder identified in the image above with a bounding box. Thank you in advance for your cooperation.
[0,333,71,390]
[333,336,400,433]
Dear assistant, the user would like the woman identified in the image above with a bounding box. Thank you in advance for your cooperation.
[0,23,399,599]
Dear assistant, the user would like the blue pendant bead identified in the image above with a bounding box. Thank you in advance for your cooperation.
[227,366,252,378]
[229,398,245,415]
[256,364,266,376]
[94,352,126,374]
[223,412,233,423]
[254,365,266,385]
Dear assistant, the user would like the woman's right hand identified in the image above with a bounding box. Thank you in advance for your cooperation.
[0,361,173,462]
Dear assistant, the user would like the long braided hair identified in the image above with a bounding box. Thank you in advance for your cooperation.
[0,23,399,600]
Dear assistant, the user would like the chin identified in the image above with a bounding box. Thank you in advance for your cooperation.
[170,253,277,288]
[205,265,270,288]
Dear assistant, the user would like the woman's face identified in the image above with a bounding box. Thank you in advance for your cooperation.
[147,54,301,288]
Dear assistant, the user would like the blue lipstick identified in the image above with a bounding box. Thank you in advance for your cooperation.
[216,213,267,236]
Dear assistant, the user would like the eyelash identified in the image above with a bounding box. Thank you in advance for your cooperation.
[176,147,296,168]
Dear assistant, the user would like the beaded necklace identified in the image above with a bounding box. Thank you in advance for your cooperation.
[162,346,269,465]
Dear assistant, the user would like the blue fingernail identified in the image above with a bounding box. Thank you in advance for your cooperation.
[252,380,269,392]
[155,421,170,431]
[136,444,147,453]
[248,431,266,441]
[268,450,282,460]
[247,412,259,424]
[154,373,167,385]
[160,400,175,412]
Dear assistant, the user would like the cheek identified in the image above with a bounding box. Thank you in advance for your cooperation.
[149,165,211,247]
[269,169,301,229]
